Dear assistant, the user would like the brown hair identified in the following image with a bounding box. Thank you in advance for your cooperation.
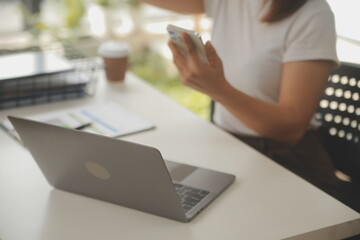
[261,0,308,22]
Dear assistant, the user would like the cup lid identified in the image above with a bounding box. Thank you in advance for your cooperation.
[98,40,130,58]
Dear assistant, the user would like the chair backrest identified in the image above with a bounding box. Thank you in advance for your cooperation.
[315,62,360,183]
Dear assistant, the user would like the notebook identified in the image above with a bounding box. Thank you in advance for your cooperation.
[1,102,155,141]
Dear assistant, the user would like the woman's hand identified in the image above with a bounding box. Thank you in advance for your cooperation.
[168,33,231,100]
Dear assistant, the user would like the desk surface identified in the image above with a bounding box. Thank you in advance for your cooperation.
[0,73,359,240]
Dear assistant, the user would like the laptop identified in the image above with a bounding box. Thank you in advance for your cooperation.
[8,116,235,222]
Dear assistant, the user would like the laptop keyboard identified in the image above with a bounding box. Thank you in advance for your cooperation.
[174,183,209,213]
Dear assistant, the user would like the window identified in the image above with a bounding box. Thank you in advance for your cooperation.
[327,0,360,63]
[327,0,360,41]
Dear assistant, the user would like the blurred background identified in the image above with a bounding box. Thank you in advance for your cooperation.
[0,0,359,119]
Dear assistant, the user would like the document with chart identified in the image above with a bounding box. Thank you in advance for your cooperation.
[1,102,155,141]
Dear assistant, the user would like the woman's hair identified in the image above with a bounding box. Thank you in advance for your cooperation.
[261,0,308,22]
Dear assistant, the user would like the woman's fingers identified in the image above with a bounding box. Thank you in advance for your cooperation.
[168,40,187,68]
[182,33,202,65]
[205,41,220,65]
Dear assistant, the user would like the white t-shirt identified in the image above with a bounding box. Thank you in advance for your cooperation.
[204,0,338,136]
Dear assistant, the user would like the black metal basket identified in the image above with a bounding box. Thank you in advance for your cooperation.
[0,42,101,110]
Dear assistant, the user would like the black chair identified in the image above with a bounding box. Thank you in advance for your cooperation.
[315,62,360,213]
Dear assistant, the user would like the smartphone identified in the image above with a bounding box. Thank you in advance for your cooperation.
[167,24,208,63]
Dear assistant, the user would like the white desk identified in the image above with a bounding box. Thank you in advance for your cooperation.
[0,73,359,240]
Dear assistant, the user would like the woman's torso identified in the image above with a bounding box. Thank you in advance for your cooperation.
[205,0,337,136]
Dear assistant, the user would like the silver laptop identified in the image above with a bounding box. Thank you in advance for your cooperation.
[8,116,235,222]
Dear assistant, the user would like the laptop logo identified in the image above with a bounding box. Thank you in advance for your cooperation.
[85,162,111,180]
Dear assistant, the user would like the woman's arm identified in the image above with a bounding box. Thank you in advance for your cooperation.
[216,60,332,144]
[139,0,204,14]
[168,34,333,144]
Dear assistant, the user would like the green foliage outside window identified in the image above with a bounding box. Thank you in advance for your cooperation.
[64,0,86,28]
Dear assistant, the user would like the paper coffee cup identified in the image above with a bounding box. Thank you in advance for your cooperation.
[98,40,130,82]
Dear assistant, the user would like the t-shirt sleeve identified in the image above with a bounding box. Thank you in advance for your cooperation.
[203,0,219,18]
[283,10,339,68]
